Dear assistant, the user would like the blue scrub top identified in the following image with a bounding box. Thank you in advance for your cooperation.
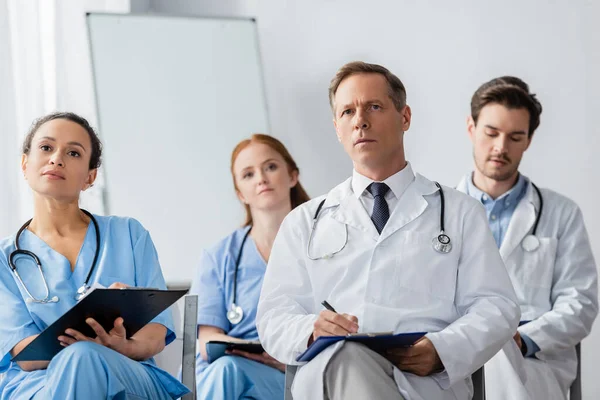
[0,215,184,399]
[189,226,267,373]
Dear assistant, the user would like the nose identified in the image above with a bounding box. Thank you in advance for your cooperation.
[354,109,370,131]
[49,152,64,167]
[256,169,268,184]
[492,134,509,155]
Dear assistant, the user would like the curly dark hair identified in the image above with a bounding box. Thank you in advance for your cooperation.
[22,112,103,169]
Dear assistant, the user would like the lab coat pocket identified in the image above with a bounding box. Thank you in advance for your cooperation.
[519,237,557,289]
[393,232,458,301]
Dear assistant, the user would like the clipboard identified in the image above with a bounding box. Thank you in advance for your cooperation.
[12,288,187,362]
[205,340,264,363]
[296,331,426,362]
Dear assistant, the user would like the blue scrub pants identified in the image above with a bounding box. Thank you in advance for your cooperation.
[197,356,285,400]
[32,341,173,399]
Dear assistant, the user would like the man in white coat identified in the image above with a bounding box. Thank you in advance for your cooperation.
[457,76,598,399]
[256,61,521,400]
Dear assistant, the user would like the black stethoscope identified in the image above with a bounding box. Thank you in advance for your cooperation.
[8,209,101,304]
[521,183,544,252]
[226,227,252,324]
[306,182,453,259]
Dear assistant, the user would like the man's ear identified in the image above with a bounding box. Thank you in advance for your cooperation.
[467,116,476,142]
[333,119,341,142]
[401,105,412,131]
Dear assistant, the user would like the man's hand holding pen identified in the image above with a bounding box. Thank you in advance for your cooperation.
[309,300,359,346]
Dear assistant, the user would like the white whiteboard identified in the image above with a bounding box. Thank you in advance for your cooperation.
[87,14,269,285]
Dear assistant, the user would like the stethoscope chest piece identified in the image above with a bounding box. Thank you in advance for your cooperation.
[522,235,540,252]
[432,233,452,254]
[227,303,244,325]
[26,295,59,304]
[75,284,91,301]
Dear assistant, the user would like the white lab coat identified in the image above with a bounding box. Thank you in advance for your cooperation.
[457,176,599,400]
[257,172,520,400]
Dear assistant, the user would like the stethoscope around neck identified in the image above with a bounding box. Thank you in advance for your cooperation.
[521,183,544,252]
[306,181,453,259]
[226,227,252,325]
[8,209,101,304]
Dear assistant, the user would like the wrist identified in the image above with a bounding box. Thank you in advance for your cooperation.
[520,339,528,357]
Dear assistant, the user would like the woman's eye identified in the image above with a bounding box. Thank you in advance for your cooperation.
[40,145,51,151]
[243,172,253,179]
[68,151,81,157]
[267,163,278,171]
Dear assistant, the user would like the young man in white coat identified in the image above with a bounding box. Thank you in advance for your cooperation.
[256,61,521,400]
[457,76,598,399]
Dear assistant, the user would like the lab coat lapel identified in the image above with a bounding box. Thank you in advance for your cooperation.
[379,175,435,242]
[328,179,380,242]
[499,182,538,259]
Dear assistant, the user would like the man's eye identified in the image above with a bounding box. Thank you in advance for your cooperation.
[371,104,381,110]
[342,109,353,116]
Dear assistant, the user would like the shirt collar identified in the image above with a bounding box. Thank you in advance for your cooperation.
[351,162,415,200]
[466,172,528,206]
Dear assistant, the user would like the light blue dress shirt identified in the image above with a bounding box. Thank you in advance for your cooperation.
[466,174,540,357]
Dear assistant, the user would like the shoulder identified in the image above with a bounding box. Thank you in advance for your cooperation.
[416,174,483,214]
[204,227,251,263]
[537,186,579,212]
[93,214,150,242]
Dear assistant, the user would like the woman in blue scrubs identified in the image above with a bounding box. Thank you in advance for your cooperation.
[0,112,188,399]
[190,134,310,399]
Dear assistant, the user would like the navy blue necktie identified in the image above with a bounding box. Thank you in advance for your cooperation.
[367,182,390,234]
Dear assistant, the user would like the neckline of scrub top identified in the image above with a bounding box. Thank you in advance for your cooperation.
[244,227,267,266]
[20,221,95,281]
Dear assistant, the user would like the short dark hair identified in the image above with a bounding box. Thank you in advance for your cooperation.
[329,61,407,114]
[471,76,542,138]
[22,112,103,169]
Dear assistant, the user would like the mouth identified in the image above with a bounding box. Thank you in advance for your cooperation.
[42,171,66,180]
[354,138,376,146]
[488,158,509,166]
[258,188,274,195]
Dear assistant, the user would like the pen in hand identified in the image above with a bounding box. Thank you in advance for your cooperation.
[319,300,358,336]
[321,300,337,313]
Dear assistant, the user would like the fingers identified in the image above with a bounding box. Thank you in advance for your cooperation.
[342,313,359,324]
[85,318,110,342]
[111,317,127,338]
[313,310,359,338]
[59,328,91,346]
[108,282,129,289]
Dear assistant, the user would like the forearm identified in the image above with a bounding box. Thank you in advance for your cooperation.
[198,330,246,361]
[12,335,50,371]
[122,323,167,361]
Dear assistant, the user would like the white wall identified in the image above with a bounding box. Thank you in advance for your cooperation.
[150,0,599,397]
